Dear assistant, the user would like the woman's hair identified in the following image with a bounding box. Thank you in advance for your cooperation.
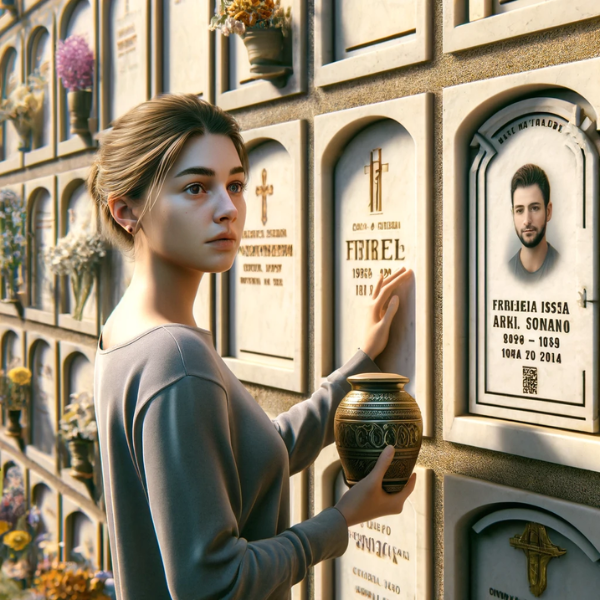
[88,93,248,251]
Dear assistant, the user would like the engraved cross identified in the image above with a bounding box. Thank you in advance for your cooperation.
[255,168,273,226]
[364,148,388,214]
[510,522,566,597]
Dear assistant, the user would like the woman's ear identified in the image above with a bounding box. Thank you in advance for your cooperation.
[108,195,139,234]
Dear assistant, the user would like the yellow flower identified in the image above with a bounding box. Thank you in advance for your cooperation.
[4,530,31,551]
[7,366,31,386]
[0,521,10,535]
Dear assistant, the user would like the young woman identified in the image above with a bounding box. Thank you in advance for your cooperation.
[89,94,416,600]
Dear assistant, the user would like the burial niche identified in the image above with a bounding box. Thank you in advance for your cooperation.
[1,48,20,159]
[2,330,20,371]
[31,340,56,457]
[28,27,51,149]
[32,483,59,548]
[228,140,295,368]
[29,188,54,312]
[67,511,97,567]
[334,119,416,394]
[469,96,599,432]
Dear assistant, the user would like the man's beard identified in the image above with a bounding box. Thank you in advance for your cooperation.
[517,221,547,249]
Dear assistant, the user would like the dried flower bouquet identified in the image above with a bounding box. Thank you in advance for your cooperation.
[0,188,26,303]
[210,0,291,37]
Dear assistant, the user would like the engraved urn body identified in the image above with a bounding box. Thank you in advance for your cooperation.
[334,373,423,493]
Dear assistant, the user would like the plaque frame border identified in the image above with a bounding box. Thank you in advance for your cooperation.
[214,0,305,111]
[443,0,600,54]
[314,0,432,88]
[444,473,600,599]
[216,119,307,393]
[443,57,600,472]
[313,94,434,437]
[313,444,433,600]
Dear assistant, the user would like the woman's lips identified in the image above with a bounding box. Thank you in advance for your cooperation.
[207,237,236,249]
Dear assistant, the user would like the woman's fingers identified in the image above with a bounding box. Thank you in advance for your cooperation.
[372,273,384,301]
[385,472,417,513]
[375,268,411,313]
[368,445,395,482]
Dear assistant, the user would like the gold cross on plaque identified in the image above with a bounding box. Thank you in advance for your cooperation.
[255,168,273,226]
[509,522,566,597]
[364,148,388,214]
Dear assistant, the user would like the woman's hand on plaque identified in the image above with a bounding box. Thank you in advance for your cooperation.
[361,267,412,361]
[334,446,417,528]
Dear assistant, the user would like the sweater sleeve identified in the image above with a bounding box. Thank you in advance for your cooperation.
[273,349,380,475]
[139,375,349,600]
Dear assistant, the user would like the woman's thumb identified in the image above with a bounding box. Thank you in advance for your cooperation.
[370,445,395,480]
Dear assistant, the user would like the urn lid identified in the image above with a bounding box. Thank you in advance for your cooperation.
[347,372,409,384]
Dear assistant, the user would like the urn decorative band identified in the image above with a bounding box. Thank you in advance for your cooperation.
[334,373,423,493]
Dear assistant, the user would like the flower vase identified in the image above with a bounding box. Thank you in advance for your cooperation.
[334,373,423,493]
[71,269,94,321]
[67,90,92,135]
[11,118,32,152]
[241,29,291,87]
[6,409,22,438]
[68,439,94,480]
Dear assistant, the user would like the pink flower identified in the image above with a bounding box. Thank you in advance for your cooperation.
[56,35,94,92]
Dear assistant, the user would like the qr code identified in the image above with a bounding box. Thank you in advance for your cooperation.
[523,366,538,395]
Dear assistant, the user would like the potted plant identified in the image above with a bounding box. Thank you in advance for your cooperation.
[0,189,26,310]
[0,367,31,439]
[55,35,94,136]
[210,0,292,85]
[59,391,97,481]
[43,227,106,321]
[0,72,45,152]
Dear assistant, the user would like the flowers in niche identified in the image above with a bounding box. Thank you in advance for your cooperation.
[60,391,98,442]
[0,366,31,411]
[0,189,27,301]
[210,0,291,37]
[56,35,94,92]
[3,530,31,552]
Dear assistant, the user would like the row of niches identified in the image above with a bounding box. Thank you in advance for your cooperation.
[0,451,109,585]
[0,323,104,507]
[200,58,600,475]
[313,446,600,600]
[0,0,597,151]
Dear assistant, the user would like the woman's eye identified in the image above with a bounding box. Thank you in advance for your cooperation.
[185,184,205,195]
[228,182,245,194]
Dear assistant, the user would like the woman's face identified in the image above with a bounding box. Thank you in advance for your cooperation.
[137,133,247,273]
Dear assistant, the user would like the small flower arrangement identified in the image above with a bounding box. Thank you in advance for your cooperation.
[59,391,97,442]
[43,228,106,320]
[56,35,94,92]
[0,71,46,151]
[0,188,26,303]
[34,562,112,600]
[0,367,31,411]
[210,0,291,37]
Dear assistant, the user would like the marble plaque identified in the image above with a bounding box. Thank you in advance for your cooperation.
[469,97,598,432]
[31,341,56,457]
[193,274,212,332]
[162,0,209,96]
[30,189,55,312]
[230,141,295,366]
[108,0,147,123]
[334,120,416,395]
[334,471,418,600]
[444,475,600,600]
[334,0,415,61]
[220,121,306,392]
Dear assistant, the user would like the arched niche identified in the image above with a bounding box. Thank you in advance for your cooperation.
[106,0,147,125]
[0,462,26,524]
[60,181,96,320]
[0,47,20,159]
[64,351,93,406]
[29,339,56,457]
[32,482,58,546]
[27,27,51,150]
[1,330,21,371]
[59,0,93,141]
[28,187,54,312]
[66,510,97,567]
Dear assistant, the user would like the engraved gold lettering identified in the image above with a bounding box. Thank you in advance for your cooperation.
[238,245,293,257]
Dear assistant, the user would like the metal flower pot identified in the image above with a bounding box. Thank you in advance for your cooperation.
[242,28,284,66]
[6,409,21,438]
[68,439,94,480]
[67,90,92,136]
[334,373,423,493]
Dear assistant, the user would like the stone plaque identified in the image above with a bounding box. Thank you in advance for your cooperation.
[334,120,416,395]
[31,341,56,456]
[109,0,147,123]
[334,0,416,61]
[162,0,208,95]
[229,141,295,369]
[334,470,418,600]
[471,509,600,599]
[31,189,54,312]
[469,97,599,432]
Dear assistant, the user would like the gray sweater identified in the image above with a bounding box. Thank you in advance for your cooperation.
[94,324,378,599]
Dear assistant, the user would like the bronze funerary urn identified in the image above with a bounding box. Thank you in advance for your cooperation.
[334,373,423,493]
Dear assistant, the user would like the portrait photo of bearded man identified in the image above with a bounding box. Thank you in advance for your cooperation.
[508,163,560,283]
